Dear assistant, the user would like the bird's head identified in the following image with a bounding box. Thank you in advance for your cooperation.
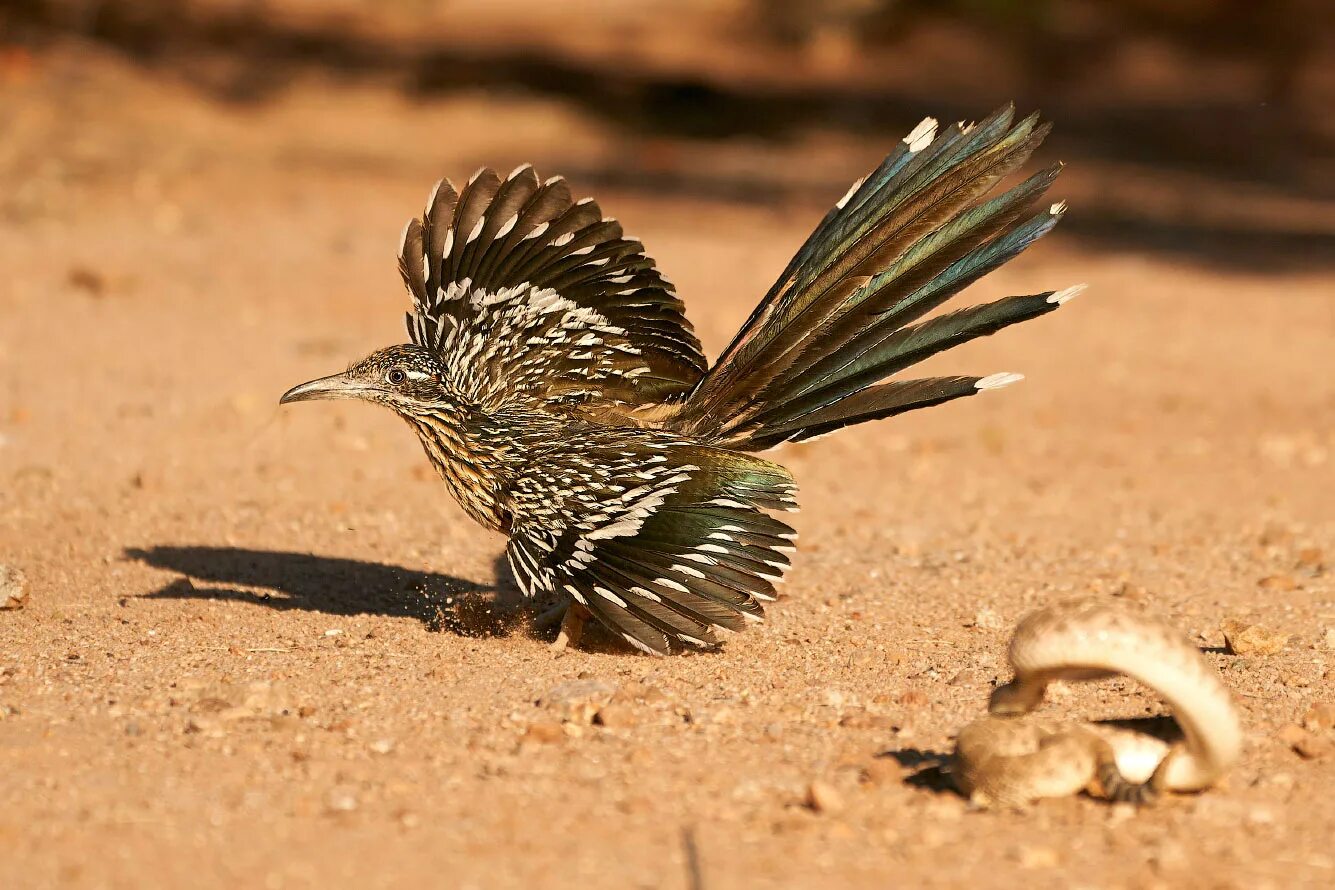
[279,344,451,415]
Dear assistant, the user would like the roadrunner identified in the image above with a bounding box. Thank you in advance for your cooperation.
[281,104,1081,655]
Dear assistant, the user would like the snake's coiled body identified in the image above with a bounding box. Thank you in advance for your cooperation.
[953,599,1243,808]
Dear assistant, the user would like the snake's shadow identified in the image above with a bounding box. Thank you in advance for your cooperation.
[880,747,955,793]
[125,545,527,638]
[1099,714,1183,743]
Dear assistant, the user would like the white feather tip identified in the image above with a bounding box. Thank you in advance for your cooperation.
[835,176,866,210]
[425,178,446,212]
[1047,284,1086,305]
[976,372,1025,391]
[904,117,938,152]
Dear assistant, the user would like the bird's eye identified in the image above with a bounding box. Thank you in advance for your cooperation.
[387,368,407,385]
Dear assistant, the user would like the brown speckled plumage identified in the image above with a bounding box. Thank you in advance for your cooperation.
[281,105,1077,654]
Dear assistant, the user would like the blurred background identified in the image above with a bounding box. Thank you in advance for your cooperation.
[3,4,1335,888]
[2,0,1333,271]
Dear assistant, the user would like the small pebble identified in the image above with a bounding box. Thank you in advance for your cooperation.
[1149,839,1190,873]
[325,786,358,813]
[1016,846,1060,869]
[921,796,964,822]
[805,780,844,815]
[1113,581,1150,601]
[897,689,929,707]
[1257,574,1298,591]
[1277,723,1332,760]
[1301,701,1335,733]
[1221,618,1289,656]
[538,679,619,725]
[1246,806,1277,826]
[859,759,904,786]
[972,607,1003,630]
[1106,802,1138,826]
[67,265,107,296]
[1265,772,1295,789]
[369,738,396,755]
[0,565,29,610]
[1279,668,1312,688]
[185,716,222,737]
[1295,547,1324,572]
[947,667,990,687]
[523,721,566,744]
[822,688,849,709]
[838,709,897,730]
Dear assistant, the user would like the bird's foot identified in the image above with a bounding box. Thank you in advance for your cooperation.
[533,601,569,631]
[550,602,592,655]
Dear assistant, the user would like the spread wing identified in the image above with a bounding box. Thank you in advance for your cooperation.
[397,166,707,411]
[504,430,798,655]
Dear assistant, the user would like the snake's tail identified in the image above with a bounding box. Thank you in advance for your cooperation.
[1096,759,1160,806]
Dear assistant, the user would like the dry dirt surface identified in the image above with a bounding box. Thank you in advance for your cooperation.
[2,46,1334,890]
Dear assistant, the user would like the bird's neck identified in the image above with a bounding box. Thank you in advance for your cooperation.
[403,403,564,531]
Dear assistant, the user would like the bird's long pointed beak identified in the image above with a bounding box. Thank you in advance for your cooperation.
[279,373,369,405]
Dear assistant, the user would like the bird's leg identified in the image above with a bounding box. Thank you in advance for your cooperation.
[533,601,569,631]
[551,601,592,653]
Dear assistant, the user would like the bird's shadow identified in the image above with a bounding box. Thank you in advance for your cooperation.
[124,545,531,638]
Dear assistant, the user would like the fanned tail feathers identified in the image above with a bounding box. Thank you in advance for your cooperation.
[677,104,1080,449]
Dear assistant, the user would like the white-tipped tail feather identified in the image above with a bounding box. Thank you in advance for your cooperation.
[1047,284,1086,305]
[904,117,938,151]
[835,176,867,210]
[976,372,1025,391]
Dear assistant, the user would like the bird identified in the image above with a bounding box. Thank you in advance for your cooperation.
[280,104,1081,655]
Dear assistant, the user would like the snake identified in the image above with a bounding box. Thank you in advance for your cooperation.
[951,598,1243,808]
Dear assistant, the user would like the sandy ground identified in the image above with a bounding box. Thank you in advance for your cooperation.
[1,44,1334,890]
